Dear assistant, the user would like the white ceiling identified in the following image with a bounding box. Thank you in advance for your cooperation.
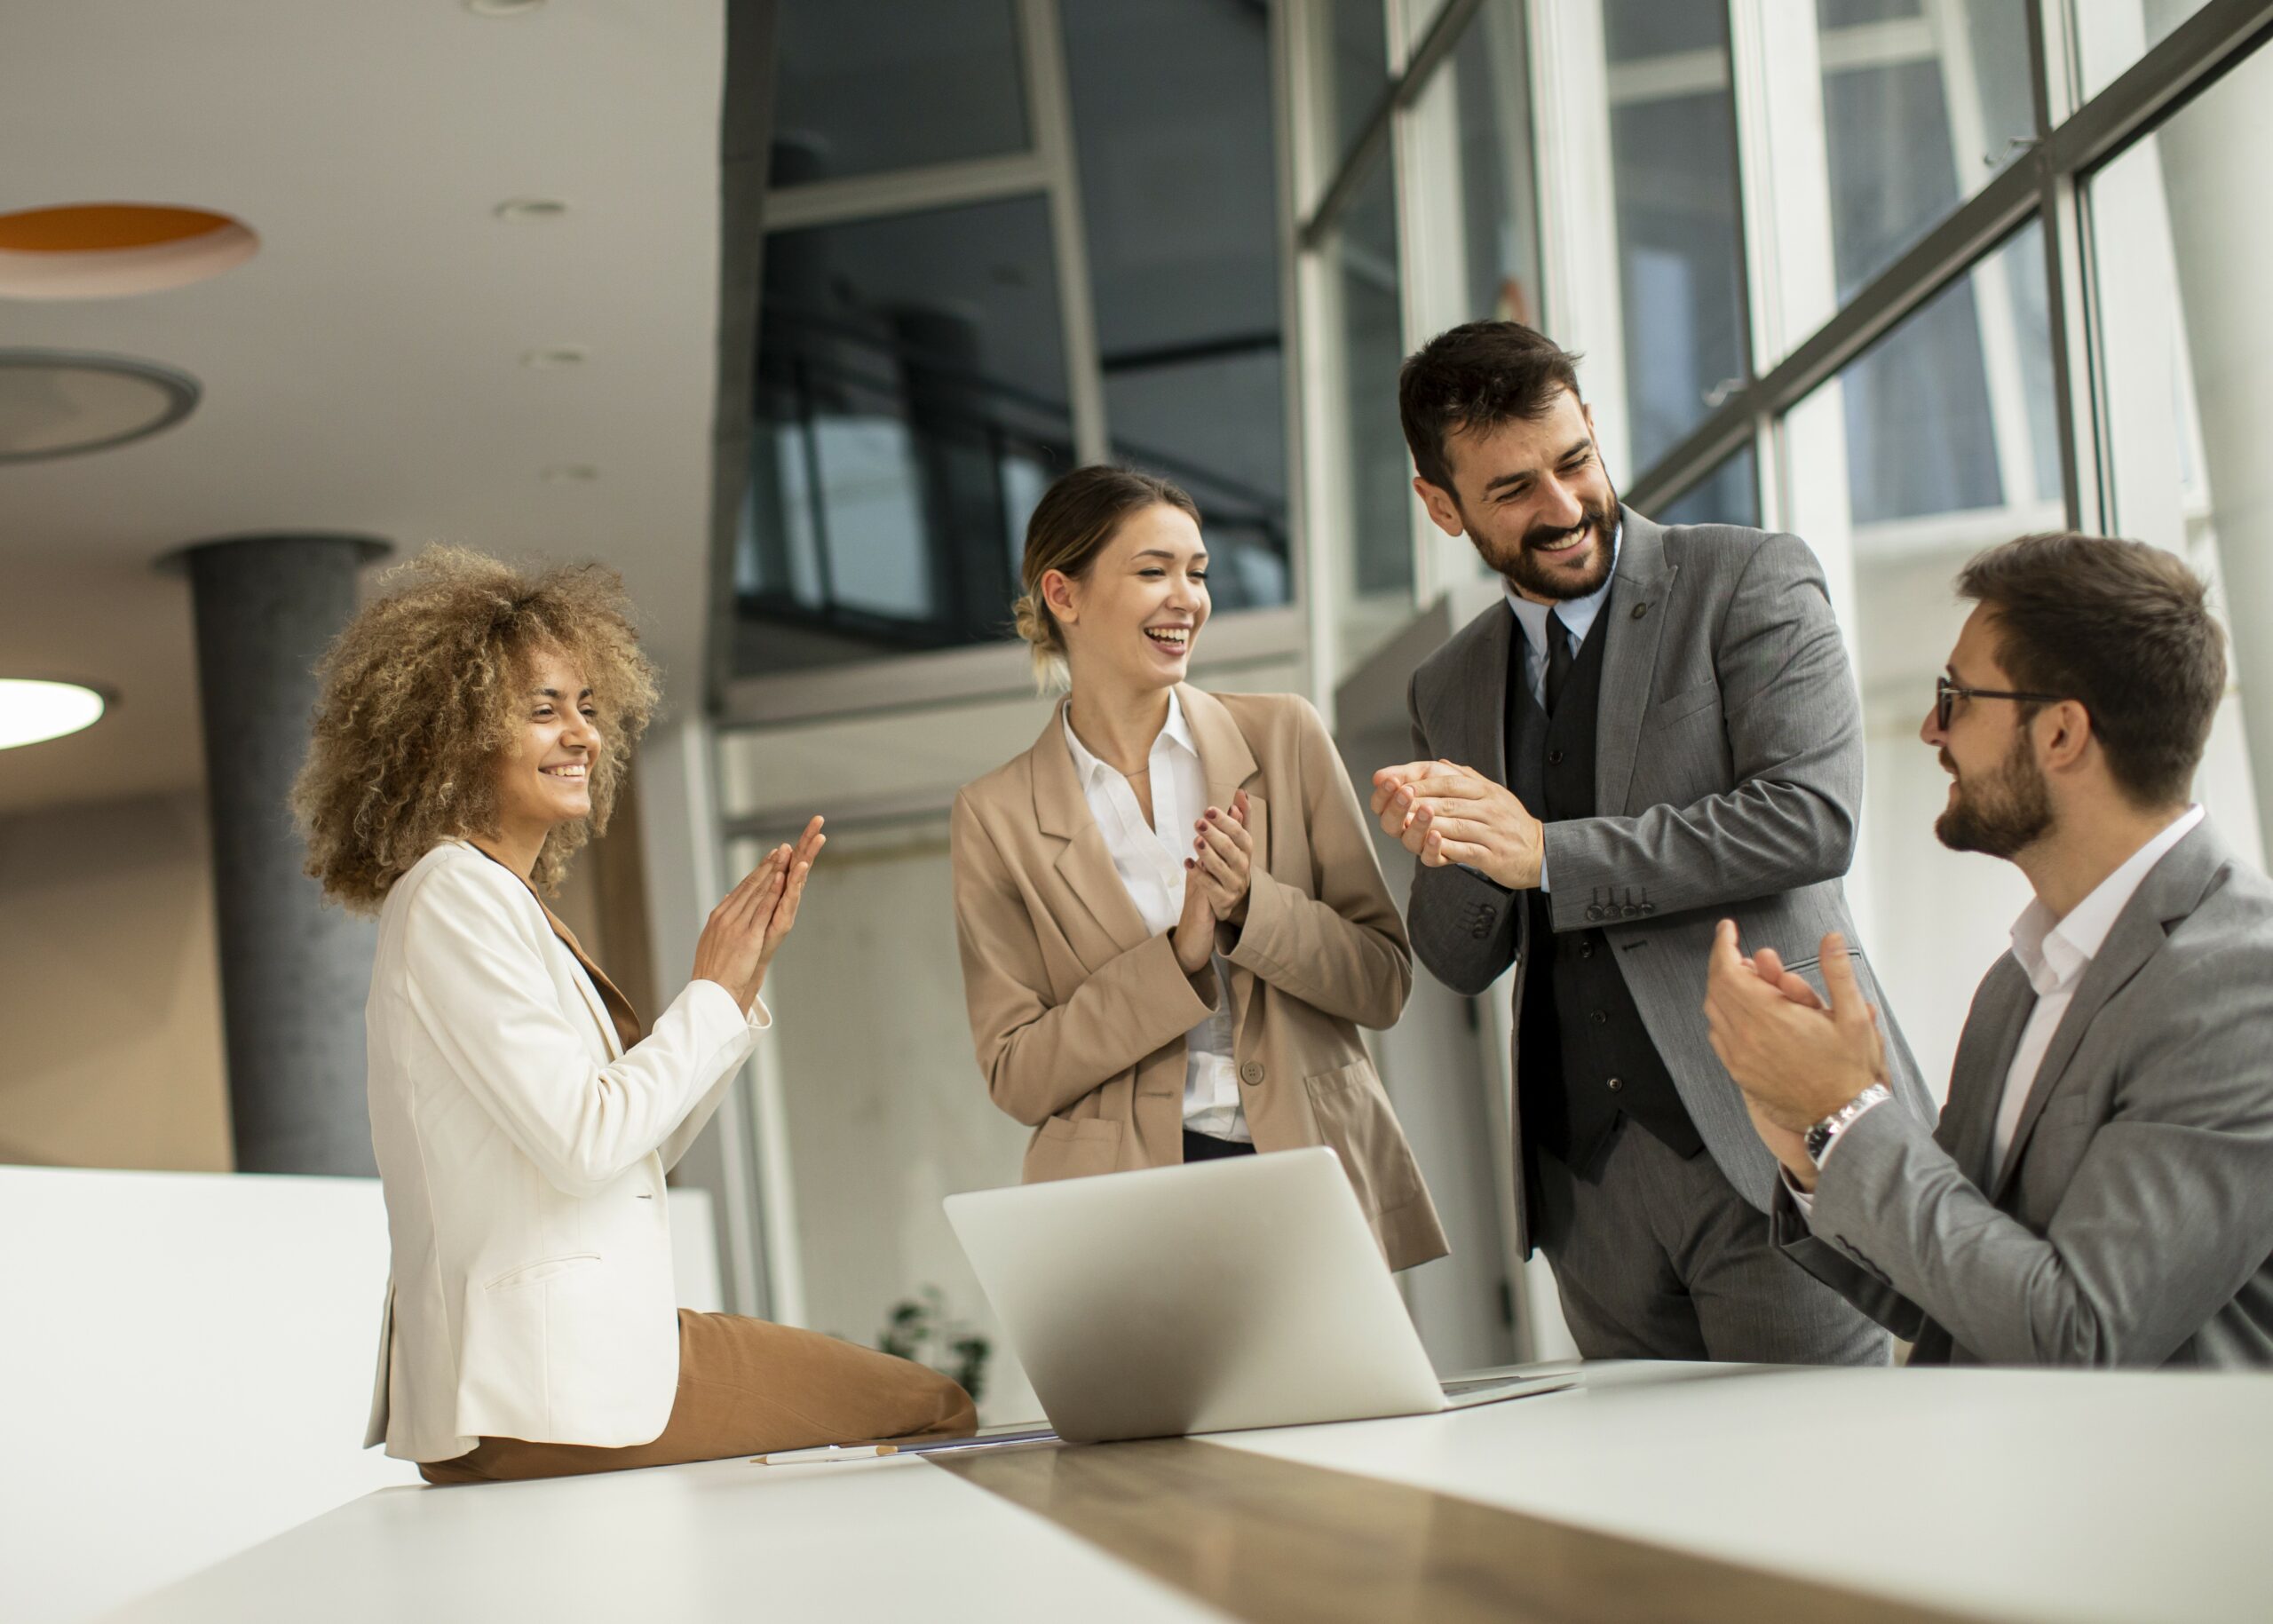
[0,0,727,816]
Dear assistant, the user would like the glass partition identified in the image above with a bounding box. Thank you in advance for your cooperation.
[739,198,1072,672]
[770,0,1029,186]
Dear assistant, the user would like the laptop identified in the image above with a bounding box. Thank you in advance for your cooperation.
[944,1145,1573,1444]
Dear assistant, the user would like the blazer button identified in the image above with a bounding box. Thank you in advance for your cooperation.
[1590,1010,1609,1026]
[1585,907,1603,923]
[1621,905,1640,919]
[1470,923,1488,939]
[1547,749,1565,766]
[1579,940,1595,959]
[1640,903,1657,915]
[1606,1077,1623,1092]
[1239,1061,1265,1086]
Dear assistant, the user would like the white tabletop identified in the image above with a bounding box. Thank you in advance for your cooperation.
[104,1362,2273,1623]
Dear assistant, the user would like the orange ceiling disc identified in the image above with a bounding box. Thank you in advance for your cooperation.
[0,204,240,253]
[0,204,258,299]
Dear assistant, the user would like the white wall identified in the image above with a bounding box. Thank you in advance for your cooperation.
[750,821,1045,1427]
[1,1167,721,1624]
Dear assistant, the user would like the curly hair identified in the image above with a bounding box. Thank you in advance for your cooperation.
[292,545,661,912]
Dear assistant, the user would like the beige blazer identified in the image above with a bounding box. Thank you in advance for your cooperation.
[362,840,768,1462]
[950,685,1448,1271]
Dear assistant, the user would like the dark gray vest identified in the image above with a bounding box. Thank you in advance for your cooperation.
[1508,609,1702,1176]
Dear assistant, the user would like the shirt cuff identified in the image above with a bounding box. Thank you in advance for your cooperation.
[1780,1163,1816,1222]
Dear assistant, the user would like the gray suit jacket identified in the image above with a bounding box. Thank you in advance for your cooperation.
[1777,820,2273,1367]
[1404,507,1931,1251]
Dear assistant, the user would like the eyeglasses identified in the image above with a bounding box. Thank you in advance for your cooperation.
[1935,675,2070,733]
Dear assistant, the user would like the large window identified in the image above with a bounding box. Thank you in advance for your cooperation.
[739,0,1290,677]
[1287,1,2273,1083]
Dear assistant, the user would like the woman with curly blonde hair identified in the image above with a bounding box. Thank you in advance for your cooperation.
[298,546,973,1484]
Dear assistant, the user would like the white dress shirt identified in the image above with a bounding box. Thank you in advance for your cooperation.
[1061,692,1249,1142]
[1985,803,2204,1170]
[1793,804,2205,1216]
[1500,524,1622,895]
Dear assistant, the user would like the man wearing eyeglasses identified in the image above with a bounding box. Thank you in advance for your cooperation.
[1707,532,2273,1367]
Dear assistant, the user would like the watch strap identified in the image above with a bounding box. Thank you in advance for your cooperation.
[1805,1082,1892,1167]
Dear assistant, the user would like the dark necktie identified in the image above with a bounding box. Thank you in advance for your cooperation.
[1543,609,1577,716]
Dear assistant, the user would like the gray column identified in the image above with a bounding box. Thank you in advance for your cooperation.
[184,534,387,1176]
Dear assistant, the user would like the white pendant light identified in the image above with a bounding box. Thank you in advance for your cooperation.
[0,679,108,749]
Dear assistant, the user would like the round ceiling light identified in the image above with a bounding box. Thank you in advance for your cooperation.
[0,679,108,750]
[0,204,258,300]
[495,198,569,223]
[0,351,200,462]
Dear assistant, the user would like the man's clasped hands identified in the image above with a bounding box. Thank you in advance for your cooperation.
[1369,758,1889,1190]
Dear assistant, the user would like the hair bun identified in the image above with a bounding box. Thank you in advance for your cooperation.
[1011,591,1052,648]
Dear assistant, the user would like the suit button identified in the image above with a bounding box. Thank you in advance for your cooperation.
[1470,923,1488,939]
[1239,1061,1265,1086]
[1640,903,1657,915]
[1547,749,1565,766]
[1606,1077,1623,1092]
[1621,905,1640,919]
[1584,907,1603,923]
[1579,940,1595,959]
[1590,1010,1609,1026]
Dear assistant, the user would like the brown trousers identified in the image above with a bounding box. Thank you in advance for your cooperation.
[419,1309,978,1485]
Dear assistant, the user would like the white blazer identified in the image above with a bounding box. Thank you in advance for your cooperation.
[362,840,769,1462]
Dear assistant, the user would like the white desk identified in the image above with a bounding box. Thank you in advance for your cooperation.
[104,1363,2273,1623]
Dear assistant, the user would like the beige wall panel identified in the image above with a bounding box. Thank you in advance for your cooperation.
[0,792,231,1171]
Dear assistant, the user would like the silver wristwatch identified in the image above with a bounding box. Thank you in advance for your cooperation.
[1804,1082,1891,1167]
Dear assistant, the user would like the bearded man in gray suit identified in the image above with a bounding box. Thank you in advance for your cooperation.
[1709,534,2273,1367]
[1373,321,1931,1364]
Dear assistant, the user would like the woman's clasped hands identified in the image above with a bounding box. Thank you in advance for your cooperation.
[1172,788,1253,975]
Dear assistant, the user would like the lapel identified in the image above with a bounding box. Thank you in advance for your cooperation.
[1460,600,1515,786]
[1944,956,2037,1187]
[462,840,638,1058]
[1987,820,2225,1202]
[1178,684,1268,867]
[1179,684,1269,1026]
[1594,506,1675,815]
[1031,700,1153,963]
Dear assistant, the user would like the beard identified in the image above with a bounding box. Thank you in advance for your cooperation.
[1935,731,2055,858]
[1471,489,1620,601]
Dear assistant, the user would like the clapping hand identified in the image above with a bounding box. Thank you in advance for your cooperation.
[1702,923,1884,1152]
[1190,789,1254,924]
[691,816,826,1012]
[753,815,826,987]
[1369,760,1546,890]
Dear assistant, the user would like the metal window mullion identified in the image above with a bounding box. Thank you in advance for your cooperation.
[1018,0,1109,465]
[763,151,1053,233]
[1627,0,2273,516]
[2029,0,2093,532]
[1277,0,1338,714]
[1390,0,1458,608]
[1300,0,1485,250]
